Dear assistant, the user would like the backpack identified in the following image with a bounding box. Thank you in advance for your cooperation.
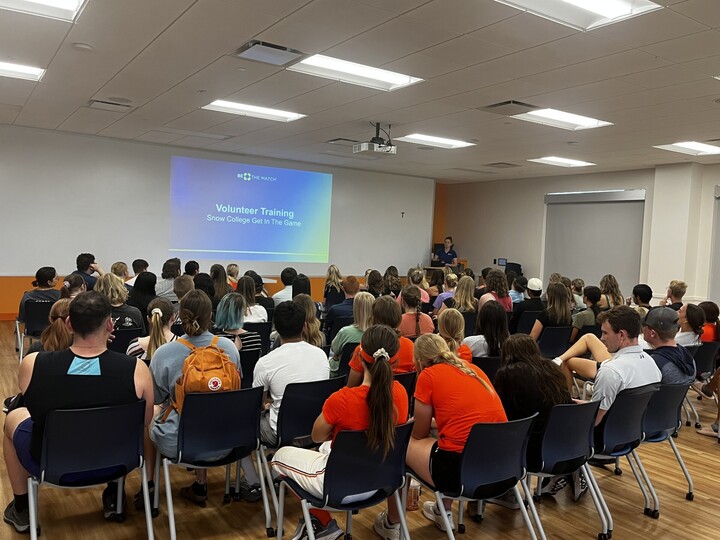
[171,336,241,415]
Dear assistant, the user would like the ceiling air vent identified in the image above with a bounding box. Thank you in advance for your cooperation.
[479,100,538,116]
[449,167,497,175]
[484,162,521,168]
[231,41,304,66]
[326,138,361,147]
[88,100,133,113]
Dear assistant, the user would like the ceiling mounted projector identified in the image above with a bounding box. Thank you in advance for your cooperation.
[353,122,397,155]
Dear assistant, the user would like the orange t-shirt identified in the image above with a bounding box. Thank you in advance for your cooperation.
[701,323,717,343]
[414,362,506,453]
[349,336,415,374]
[322,381,409,444]
[456,344,472,363]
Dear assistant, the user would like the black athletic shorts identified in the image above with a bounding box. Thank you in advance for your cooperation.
[429,442,462,494]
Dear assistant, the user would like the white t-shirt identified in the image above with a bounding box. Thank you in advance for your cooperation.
[272,285,293,306]
[462,335,489,357]
[591,345,661,411]
[675,331,700,347]
[244,304,268,323]
[252,341,329,431]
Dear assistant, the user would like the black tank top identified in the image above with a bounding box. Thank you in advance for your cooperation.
[24,349,138,461]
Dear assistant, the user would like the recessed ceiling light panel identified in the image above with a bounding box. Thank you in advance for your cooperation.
[395,133,475,149]
[494,0,662,30]
[0,0,87,22]
[528,156,595,167]
[0,60,45,81]
[512,108,613,130]
[287,54,423,91]
[653,141,720,156]
[202,100,306,122]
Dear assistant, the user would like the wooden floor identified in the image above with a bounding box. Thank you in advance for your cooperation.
[1,321,719,540]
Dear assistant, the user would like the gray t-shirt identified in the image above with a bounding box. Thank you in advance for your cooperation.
[572,308,597,330]
[591,345,662,411]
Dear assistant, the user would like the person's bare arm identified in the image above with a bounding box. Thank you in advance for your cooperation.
[311,413,333,443]
[412,400,433,440]
[529,319,544,341]
[134,360,155,426]
[346,369,362,388]
[595,408,607,426]
[18,353,37,393]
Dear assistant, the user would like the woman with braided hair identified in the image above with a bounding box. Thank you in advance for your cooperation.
[271,325,409,540]
[398,285,434,338]
[407,334,506,532]
[437,308,472,362]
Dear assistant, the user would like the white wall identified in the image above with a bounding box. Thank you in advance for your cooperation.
[447,165,719,302]
[0,125,434,277]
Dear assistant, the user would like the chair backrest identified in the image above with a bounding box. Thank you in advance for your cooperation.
[458,415,536,500]
[41,400,145,486]
[321,345,331,357]
[108,327,145,354]
[330,316,354,341]
[537,401,601,475]
[693,341,720,375]
[243,322,272,355]
[322,421,414,509]
[23,300,54,336]
[537,326,573,358]
[420,302,434,315]
[462,311,477,337]
[239,349,261,389]
[597,383,659,455]
[643,383,689,441]
[515,311,541,335]
[577,325,601,340]
[170,322,184,337]
[393,371,417,415]
[337,342,360,379]
[471,356,502,383]
[275,377,345,447]
[177,387,263,463]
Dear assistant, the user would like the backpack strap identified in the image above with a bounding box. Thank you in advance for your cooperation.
[211,335,219,347]
[177,337,196,351]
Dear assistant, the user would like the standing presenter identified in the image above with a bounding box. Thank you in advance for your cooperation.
[432,236,458,267]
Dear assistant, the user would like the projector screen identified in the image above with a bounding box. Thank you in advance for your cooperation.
[169,156,333,263]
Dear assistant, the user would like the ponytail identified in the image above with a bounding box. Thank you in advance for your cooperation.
[146,298,174,360]
[365,353,396,458]
[39,299,72,352]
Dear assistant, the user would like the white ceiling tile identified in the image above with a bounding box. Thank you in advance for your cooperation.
[591,8,708,48]
[170,135,220,148]
[224,71,331,107]
[57,107,126,134]
[135,131,184,144]
[354,0,431,15]
[661,78,720,100]
[527,32,631,66]
[0,103,21,124]
[276,83,380,115]
[617,64,708,90]
[683,54,720,76]
[404,0,517,33]
[468,12,577,52]
[641,30,720,63]
[0,10,69,67]
[0,78,36,107]
[670,0,720,29]
[526,79,644,108]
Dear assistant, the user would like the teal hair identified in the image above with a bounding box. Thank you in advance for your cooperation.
[214,292,246,331]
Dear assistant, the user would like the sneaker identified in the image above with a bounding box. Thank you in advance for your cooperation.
[133,482,155,510]
[102,481,126,521]
[422,501,454,532]
[486,489,521,510]
[309,516,343,540]
[572,470,588,502]
[3,501,29,533]
[289,518,307,540]
[180,482,207,507]
[373,511,400,540]
[540,476,568,496]
[238,480,262,503]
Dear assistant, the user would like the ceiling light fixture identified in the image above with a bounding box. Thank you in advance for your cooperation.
[287,54,423,91]
[395,133,475,149]
[0,0,87,22]
[201,100,306,122]
[494,0,662,31]
[653,141,720,156]
[528,156,595,167]
[511,108,612,131]
[0,60,45,81]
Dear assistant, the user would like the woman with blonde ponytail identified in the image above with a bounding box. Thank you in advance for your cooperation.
[407,334,506,531]
[271,325,410,538]
[437,308,472,361]
[126,298,177,363]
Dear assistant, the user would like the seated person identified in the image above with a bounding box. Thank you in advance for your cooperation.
[253,302,329,447]
[432,236,458,267]
[172,275,194,309]
[126,258,149,287]
[658,280,687,310]
[2,292,153,532]
[396,269,430,305]
[437,308,472,362]
[70,252,105,291]
[150,290,240,505]
[570,286,602,342]
[347,296,415,387]
[126,298,178,363]
[509,277,544,334]
[271,325,409,540]
[324,276,359,339]
[17,267,60,323]
[509,276,527,304]
[155,258,181,301]
[698,301,720,342]
[245,270,275,313]
[625,283,653,318]
[597,274,624,311]
[398,285,434,339]
[432,273,458,315]
[406,334,506,531]
[529,282,572,341]
[477,269,512,312]
[236,276,268,323]
[329,292,374,373]
[463,300,509,358]
[643,308,696,385]
[676,303,704,347]
[437,275,477,316]
[272,267,297,306]
[95,273,145,333]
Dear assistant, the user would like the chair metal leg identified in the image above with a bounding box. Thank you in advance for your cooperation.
[684,396,701,427]
[141,462,155,540]
[346,509,353,536]
[513,484,537,540]
[28,478,38,540]
[15,321,21,359]
[394,490,411,540]
[261,448,280,516]
[456,500,465,534]
[582,465,608,536]
[583,464,613,532]
[631,450,659,516]
[117,477,125,514]
[153,452,161,511]
[434,491,455,540]
[19,331,25,361]
[235,460,241,498]
[668,437,694,500]
[224,464,231,499]
[256,450,274,535]
[626,454,650,511]
[522,478,546,540]
[301,500,316,540]
[162,458,177,540]
[275,481,286,540]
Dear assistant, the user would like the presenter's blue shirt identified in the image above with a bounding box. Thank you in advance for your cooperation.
[435,249,457,264]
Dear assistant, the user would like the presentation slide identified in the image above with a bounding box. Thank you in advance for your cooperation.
[169,156,332,262]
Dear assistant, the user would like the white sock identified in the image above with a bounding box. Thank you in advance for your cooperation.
[552,357,562,366]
